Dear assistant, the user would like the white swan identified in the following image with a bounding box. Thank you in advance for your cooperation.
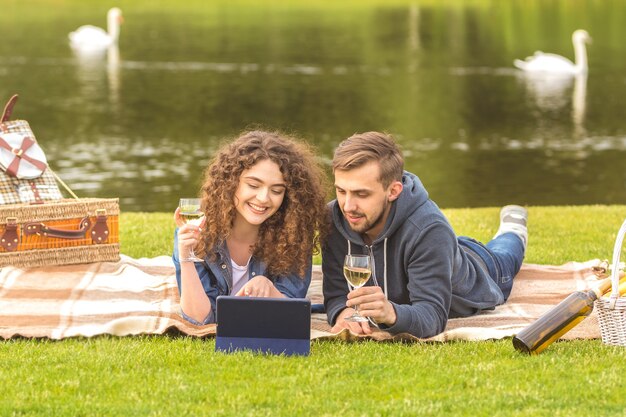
[514,29,591,75]
[69,8,123,50]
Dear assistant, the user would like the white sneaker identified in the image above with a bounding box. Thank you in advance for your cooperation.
[494,205,528,248]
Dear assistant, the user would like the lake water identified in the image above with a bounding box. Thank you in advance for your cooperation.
[1,0,626,212]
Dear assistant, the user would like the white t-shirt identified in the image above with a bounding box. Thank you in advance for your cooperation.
[230,257,250,295]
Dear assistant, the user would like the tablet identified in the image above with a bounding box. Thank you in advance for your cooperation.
[215,296,311,356]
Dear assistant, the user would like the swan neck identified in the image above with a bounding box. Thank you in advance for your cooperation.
[108,16,120,42]
[573,38,588,73]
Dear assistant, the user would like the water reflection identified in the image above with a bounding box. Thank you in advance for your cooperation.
[71,44,121,110]
[407,3,420,72]
[48,136,218,211]
[517,72,587,138]
[107,45,121,108]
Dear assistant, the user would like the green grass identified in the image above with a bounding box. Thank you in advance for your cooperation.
[3,205,626,416]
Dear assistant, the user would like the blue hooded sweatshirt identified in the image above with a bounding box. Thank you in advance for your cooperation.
[322,171,504,338]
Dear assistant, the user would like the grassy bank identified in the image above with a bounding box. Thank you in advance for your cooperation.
[120,205,626,265]
[2,205,626,416]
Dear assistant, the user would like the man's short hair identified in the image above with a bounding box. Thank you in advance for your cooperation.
[332,131,404,188]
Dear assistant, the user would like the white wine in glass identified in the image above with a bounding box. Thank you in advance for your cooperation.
[343,254,372,322]
[179,198,204,262]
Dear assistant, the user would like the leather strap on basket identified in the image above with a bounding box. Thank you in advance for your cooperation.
[90,210,110,244]
[28,180,44,204]
[23,217,91,240]
[1,218,19,252]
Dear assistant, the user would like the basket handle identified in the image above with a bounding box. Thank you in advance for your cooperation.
[609,219,626,309]
[23,217,91,240]
[1,94,18,122]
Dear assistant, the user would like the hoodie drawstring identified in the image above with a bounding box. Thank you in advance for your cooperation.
[350,238,389,299]
[346,241,352,292]
[383,238,388,298]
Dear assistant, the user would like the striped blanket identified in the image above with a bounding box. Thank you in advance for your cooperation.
[0,255,607,342]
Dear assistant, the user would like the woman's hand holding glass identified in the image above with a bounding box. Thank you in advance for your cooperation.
[175,198,206,262]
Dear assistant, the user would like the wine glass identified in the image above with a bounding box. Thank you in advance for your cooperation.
[179,198,204,262]
[343,254,372,322]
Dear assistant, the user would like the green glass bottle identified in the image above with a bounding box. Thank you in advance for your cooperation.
[512,278,613,355]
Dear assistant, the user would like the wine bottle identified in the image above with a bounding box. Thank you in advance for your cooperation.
[512,276,626,355]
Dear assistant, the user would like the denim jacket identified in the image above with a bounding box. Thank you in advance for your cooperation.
[172,229,311,325]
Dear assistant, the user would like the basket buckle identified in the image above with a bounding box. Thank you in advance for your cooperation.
[1,217,19,251]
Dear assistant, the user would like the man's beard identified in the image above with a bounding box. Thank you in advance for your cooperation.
[345,199,388,235]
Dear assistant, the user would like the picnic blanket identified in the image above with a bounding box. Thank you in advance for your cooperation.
[0,255,609,342]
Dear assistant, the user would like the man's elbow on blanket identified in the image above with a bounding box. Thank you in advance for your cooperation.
[382,302,447,338]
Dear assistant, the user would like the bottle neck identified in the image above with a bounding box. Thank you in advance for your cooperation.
[591,277,613,299]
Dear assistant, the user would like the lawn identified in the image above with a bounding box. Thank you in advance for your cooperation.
[1,205,626,416]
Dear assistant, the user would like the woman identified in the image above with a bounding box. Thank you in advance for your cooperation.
[173,130,328,325]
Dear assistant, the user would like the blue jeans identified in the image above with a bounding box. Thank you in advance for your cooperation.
[458,233,525,300]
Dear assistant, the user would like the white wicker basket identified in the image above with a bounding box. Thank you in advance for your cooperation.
[595,219,626,346]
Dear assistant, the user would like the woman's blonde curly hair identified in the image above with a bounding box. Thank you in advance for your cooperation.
[196,130,329,277]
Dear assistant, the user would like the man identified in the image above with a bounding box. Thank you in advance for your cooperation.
[322,132,527,338]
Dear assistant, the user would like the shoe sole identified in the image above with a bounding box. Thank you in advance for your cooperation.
[500,205,528,223]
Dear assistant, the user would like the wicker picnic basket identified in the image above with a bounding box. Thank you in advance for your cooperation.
[595,219,626,346]
[0,198,120,268]
[0,94,120,268]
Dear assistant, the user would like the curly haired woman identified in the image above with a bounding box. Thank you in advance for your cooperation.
[172,130,329,325]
